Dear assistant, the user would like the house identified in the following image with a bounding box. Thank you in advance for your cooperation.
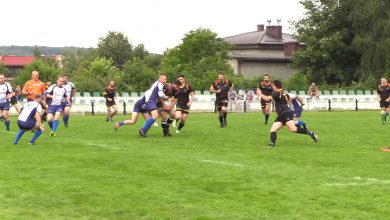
[224,24,305,79]
[0,55,63,78]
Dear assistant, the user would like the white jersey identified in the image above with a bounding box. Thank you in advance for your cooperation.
[144,81,166,102]
[0,83,13,104]
[63,82,75,101]
[18,101,42,122]
[46,85,67,106]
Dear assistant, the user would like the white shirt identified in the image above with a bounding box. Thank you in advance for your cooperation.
[0,83,13,104]
[46,85,67,106]
[63,82,75,100]
[18,101,42,122]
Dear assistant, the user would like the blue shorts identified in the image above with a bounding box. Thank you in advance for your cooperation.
[293,108,302,118]
[133,99,148,114]
[61,102,71,111]
[48,105,63,114]
[18,120,36,130]
[145,101,158,112]
[0,102,10,111]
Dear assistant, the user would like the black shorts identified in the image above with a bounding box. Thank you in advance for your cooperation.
[10,96,18,105]
[274,110,294,125]
[261,99,272,108]
[176,105,190,114]
[106,100,116,107]
[216,99,229,111]
[380,100,389,108]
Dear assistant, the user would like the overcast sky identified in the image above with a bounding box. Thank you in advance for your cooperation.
[1,0,305,54]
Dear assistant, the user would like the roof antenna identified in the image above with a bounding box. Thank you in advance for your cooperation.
[267,19,271,26]
[277,19,281,26]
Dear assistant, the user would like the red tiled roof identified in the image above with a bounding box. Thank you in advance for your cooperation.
[0,56,36,67]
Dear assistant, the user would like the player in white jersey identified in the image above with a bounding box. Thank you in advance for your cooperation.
[61,75,76,127]
[13,94,45,145]
[45,76,70,137]
[0,73,15,131]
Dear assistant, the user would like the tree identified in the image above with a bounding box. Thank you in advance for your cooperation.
[32,45,42,57]
[13,58,61,87]
[120,58,156,92]
[97,31,132,69]
[161,28,233,90]
[133,44,149,60]
[0,62,6,74]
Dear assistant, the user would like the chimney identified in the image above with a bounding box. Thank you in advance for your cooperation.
[266,25,282,39]
[257,24,264,31]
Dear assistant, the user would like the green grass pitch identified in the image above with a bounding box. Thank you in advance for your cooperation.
[0,111,390,219]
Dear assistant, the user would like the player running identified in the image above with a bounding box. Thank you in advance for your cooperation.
[45,76,70,137]
[158,82,180,137]
[115,97,150,130]
[13,94,45,145]
[257,80,318,147]
[61,74,76,127]
[210,73,234,128]
[256,74,273,124]
[0,73,14,131]
[174,75,194,133]
[138,74,169,137]
[377,77,390,125]
[103,80,118,123]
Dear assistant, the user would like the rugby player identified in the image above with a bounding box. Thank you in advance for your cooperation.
[0,73,14,131]
[210,73,234,128]
[256,74,273,124]
[377,77,390,125]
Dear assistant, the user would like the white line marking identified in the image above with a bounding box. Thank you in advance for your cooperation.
[0,130,17,134]
[324,176,390,186]
[200,159,245,167]
[87,143,121,150]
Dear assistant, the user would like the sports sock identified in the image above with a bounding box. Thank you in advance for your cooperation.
[296,127,310,135]
[270,132,277,144]
[13,130,25,144]
[5,120,10,131]
[178,122,185,130]
[29,129,43,143]
[218,116,223,125]
[161,120,167,129]
[265,114,270,123]
[167,117,174,126]
[142,117,155,132]
[296,120,306,128]
[223,112,227,122]
[48,121,53,129]
[52,120,59,132]
[381,111,386,123]
[63,115,69,124]
[119,121,125,126]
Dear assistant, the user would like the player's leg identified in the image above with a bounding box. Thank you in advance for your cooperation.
[63,105,71,127]
[51,110,61,136]
[267,121,284,147]
[47,112,54,130]
[264,102,271,124]
[3,109,10,131]
[106,106,111,122]
[13,129,25,144]
[286,120,318,142]
[175,110,182,133]
[110,104,118,122]
[222,101,228,126]
[217,103,224,127]
[115,112,140,131]
[29,122,43,144]
[139,106,159,137]
[164,108,175,136]
[177,111,189,133]
[14,103,21,114]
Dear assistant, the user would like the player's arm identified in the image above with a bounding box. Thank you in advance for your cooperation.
[228,82,234,98]
[210,84,220,93]
[157,83,169,100]
[44,86,55,99]
[377,86,381,101]
[22,82,31,96]
[71,84,77,102]
[296,95,305,106]
[34,111,45,132]
[188,91,195,107]
[258,90,272,102]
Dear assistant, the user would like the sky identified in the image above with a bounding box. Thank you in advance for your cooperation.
[1,0,305,54]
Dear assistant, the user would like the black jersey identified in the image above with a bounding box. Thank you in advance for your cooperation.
[377,84,390,100]
[174,83,193,107]
[212,80,232,102]
[271,90,291,115]
[258,81,273,96]
[104,86,116,100]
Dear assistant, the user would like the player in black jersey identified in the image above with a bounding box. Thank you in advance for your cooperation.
[210,73,234,128]
[173,75,194,133]
[256,74,273,124]
[377,77,390,124]
[103,81,118,122]
[257,80,318,147]
[158,81,181,137]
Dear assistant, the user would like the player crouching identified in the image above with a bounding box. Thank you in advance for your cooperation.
[13,94,45,145]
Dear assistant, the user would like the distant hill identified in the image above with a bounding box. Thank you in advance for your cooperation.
[0,46,93,56]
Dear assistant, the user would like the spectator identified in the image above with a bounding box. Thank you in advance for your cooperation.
[309,82,319,98]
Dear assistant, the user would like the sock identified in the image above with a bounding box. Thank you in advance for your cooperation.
[265,114,270,123]
[296,120,305,127]
[5,120,10,131]
[223,112,227,122]
[167,117,174,127]
[29,129,43,143]
[13,130,25,144]
[270,132,277,144]
[142,117,155,132]
[119,121,125,126]
[63,115,69,124]
[52,120,59,132]
[161,120,167,129]
[381,111,386,123]
[218,116,223,125]
[296,127,310,135]
[48,121,53,129]
[178,122,185,130]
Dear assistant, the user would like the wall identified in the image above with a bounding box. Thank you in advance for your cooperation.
[239,61,293,79]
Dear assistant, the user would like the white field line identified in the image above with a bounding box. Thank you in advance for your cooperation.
[87,143,121,150]
[324,176,390,186]
[0,130,17,134]
[200,159,245,167]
